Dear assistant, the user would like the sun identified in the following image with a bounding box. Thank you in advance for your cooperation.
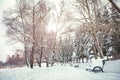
[47,20,56,32]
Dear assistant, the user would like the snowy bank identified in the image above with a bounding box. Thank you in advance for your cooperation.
[0,59,120,80]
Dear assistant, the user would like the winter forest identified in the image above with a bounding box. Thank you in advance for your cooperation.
[0,0,120,80]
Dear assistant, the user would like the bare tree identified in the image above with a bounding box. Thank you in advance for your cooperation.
[3,0,32,67]
[3,0,51,68]
[48,0,74,66]
[73,0,105,59]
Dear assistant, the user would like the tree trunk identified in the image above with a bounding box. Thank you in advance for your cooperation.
[93,44,97,59]
[30,46,35,69]
[36,58,40,67]
[39,52,43,67]
[45,56,49,67]
[86,57,88,63]
[30,7,35,69]
[81,57,84,63]
[24,45,29,67]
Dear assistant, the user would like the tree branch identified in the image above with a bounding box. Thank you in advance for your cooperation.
[109,0,120,13]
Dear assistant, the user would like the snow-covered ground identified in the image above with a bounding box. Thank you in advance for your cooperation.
[0,59,120,80]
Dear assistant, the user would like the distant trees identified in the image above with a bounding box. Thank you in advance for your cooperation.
[0,61,5,68]
[46,0,73,66]
[57,32,74,63]
[75,24,91,62]
[6,52,24,66]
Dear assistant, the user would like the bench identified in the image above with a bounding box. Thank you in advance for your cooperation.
[86,59,105,72]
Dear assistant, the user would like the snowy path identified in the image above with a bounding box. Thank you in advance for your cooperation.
[0,60,120,80]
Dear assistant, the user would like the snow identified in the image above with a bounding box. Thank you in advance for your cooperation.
[0,60,120,80]
[113,0,120,9]
[92,59,104,67]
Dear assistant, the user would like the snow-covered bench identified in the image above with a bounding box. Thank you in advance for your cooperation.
[86,59,105,72]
